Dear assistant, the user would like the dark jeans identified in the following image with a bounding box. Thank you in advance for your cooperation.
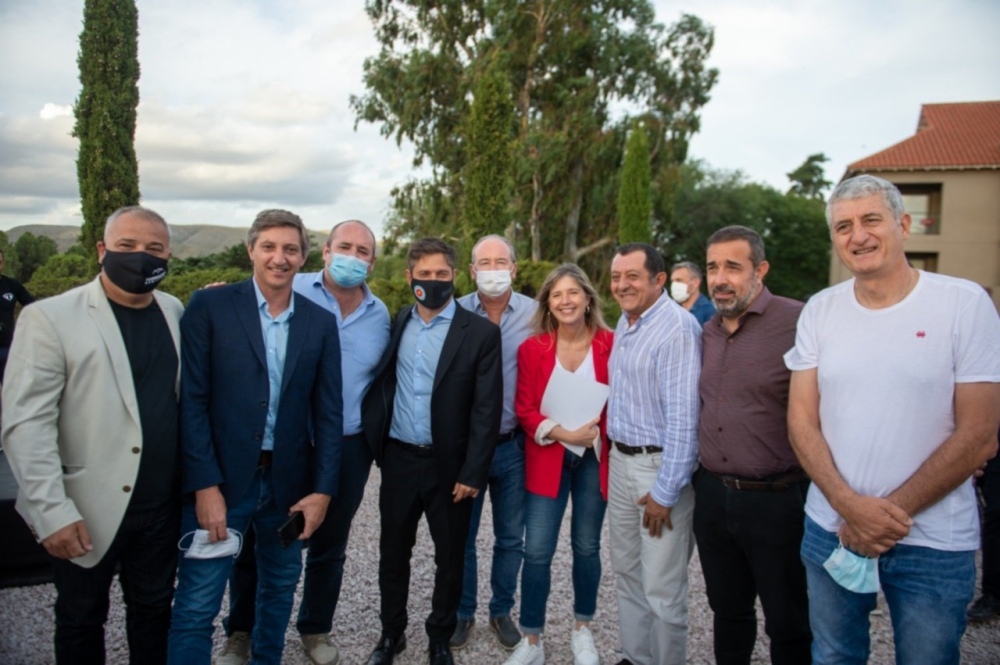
[225,434,373,636]
[50,499,180,665]
[379,443,473,644]
[980,453,1000,597]
[459,432,525,620]
[693,468,812,665]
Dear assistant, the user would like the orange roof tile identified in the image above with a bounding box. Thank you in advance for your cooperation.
[848,101,1000,173]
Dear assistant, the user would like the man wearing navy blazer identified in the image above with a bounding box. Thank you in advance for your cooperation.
[362,237,503,665]
[168,209,343,665]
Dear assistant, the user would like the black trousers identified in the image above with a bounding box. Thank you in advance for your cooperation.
[980,453,1000,597]
[378,443,473,644]
[692,468,812,665]
[49,499,180,665]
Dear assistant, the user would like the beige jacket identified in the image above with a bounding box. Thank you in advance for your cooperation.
[1,276,182,568]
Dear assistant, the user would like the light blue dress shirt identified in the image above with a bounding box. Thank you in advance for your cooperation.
[607,291,702,506]
[457,289,537,434]
[389,298,457,446]
[292,271,391,435]
[253,279,295,452]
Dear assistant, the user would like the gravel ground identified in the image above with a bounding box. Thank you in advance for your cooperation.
[2,466,1000,664]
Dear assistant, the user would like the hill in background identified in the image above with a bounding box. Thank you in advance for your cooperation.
[6,224,329,258]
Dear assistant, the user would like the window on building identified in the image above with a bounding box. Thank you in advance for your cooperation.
[906,252,938,272]
[898,184,942,235]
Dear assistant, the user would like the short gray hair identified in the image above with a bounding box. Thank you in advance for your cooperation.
[670,261,703,281]
[105,206,171,241]
[826,175,905,227]
[471,234,516,264]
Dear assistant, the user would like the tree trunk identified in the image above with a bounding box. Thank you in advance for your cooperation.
[563,159,584,260]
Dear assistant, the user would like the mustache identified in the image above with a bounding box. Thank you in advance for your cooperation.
[711,286,735,296]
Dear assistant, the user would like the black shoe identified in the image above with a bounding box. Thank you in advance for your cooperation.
[365,633,407,665]
[449,617,474,648]
[968,593,1000,623]
[489,614,521,650]
[428,641,455,665]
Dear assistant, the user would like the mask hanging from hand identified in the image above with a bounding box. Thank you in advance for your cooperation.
[823,542,880,594]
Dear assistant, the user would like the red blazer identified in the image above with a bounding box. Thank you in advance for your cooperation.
[515,328,614,500]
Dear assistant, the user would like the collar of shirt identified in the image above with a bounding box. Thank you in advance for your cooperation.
[465,289,515,315]
[299,270,375,322]
[252,278,295,322]
[620,290,671,333]
[408,297,456,327]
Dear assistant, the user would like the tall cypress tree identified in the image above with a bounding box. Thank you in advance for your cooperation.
[462,59,515,245]
[74,0,141,273]
[617,123,652,244]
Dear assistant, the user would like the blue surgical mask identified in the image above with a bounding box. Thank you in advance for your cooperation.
[823,542,880,594]
[328,253,370,288]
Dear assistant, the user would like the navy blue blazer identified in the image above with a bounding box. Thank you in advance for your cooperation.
[179,279,343,512]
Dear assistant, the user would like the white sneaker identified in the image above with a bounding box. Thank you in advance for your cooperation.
[301,633,341,665]
[571,625,599,665]
[213,631,251,665]
[503,636,546,665]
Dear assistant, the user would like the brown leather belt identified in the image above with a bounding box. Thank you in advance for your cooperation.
[257,450,273,468]
[389,438,434,458]
[611,440,663,456]
[707,468,808,492]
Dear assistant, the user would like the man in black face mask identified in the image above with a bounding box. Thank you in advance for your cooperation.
[2,206,183,664]
[362,237,504,665]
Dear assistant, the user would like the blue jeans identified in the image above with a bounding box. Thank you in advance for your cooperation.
[225,434,373,636]
[519,447,607,634]
[167,468,303,665]
[801,516,975,665]
[458,432,526,620]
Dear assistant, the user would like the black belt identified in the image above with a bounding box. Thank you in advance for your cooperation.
[389,438,434,458]
[498,427,523,445]
[705,467,809,492]
[611,440,663,456]
[257,450,273,468]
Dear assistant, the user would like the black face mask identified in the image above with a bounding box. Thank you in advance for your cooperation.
[411,278,454,310]
[102,250,169,294]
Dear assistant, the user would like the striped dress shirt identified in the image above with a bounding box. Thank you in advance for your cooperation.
[608,291,702,506]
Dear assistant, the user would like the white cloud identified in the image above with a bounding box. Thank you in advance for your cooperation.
[39,103,72,120]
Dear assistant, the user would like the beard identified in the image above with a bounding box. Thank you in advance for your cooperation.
[711,279,760,319]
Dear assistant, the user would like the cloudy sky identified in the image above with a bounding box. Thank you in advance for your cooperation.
[1,0,998,236]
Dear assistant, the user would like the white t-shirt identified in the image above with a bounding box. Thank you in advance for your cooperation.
[784,271,1000,551]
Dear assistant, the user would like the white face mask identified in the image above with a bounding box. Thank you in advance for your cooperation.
[823,543,880,593]
[670,281,690,303]
[179,528,244,559]
[476,269,512,298]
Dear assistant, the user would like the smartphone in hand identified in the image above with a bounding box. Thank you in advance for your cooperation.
[278,511,305,548]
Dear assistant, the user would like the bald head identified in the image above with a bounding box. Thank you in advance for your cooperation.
[104,206,171,244]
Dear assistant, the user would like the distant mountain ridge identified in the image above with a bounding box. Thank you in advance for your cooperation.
[5,224,328,258]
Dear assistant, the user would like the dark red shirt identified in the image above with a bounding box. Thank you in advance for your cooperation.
[698,287,803,478]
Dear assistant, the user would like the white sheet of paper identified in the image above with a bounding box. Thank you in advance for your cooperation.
[539,364,610,458]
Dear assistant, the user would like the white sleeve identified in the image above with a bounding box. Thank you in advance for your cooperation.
[954,290,1000,383]
[784,297,820,371]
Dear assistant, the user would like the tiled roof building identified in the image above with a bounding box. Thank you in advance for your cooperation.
[832,101,1000,309]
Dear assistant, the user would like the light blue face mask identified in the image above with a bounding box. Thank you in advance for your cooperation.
[823,542,880,594]
[328,253,370,288]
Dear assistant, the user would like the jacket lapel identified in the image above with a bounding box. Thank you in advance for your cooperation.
[280,293,306,396]
[234,280,268,370]
[433,303,469,393]
[86,277,142,429]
